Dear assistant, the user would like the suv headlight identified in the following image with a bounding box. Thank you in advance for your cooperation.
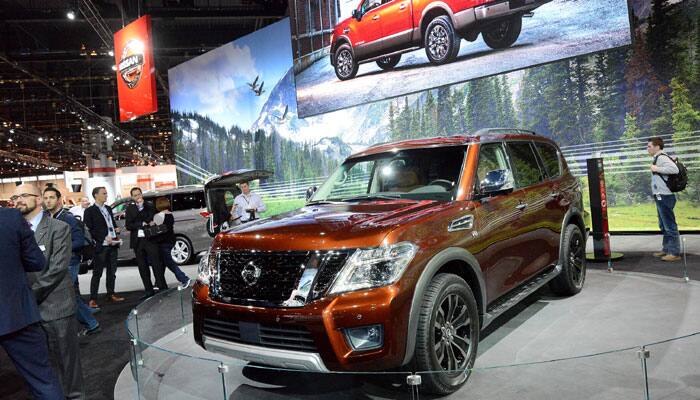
[329,242,418,294]
[197,251,218,286]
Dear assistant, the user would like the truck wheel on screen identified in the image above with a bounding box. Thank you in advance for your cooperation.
[171,236,194,266]
[482,16,522,49]
[376,55,401,70]
[334,44,359,80]
[424,16,461,65]
[414,274,479,395]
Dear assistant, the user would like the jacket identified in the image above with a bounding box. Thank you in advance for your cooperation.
[652,152,680,195]
[125,201,158,249]
[83,203,117,250]
[0,208,46,336]
[26,211,76,322]
[54,208,85,256]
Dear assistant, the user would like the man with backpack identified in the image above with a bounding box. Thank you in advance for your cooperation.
[43,187,101,335]
[647,137,685,262]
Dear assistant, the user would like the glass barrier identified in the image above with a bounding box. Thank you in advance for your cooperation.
[124,276,700,400]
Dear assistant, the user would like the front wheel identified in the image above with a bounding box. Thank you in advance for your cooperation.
[482,16,522,49]
[376,54,401,70]
[334,44,359,80]
[414,274,479,395]
[424,16,461,65]
[549,224,586,296]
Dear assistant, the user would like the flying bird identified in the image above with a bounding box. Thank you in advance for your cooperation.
[253,81,265,96]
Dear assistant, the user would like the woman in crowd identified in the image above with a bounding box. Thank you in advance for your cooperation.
[154,196,191,287]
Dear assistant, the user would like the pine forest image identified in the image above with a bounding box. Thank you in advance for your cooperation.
[172,0,699,231]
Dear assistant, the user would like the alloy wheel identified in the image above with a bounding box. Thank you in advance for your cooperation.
[568,233,585,286]
[171,239,191,264]
[428,25,449,60]
[434,293,472,372]
[337,49,354,78]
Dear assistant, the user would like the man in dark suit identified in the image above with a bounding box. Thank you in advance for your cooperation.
[83,186,125,308]
[13,183,83,399]
[0,206,64,399]
[125,187,167,299]
[43,187,101,336]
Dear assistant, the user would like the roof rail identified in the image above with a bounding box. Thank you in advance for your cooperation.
[472,128,536,136]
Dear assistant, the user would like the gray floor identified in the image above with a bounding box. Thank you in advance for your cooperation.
[114,236,700,400]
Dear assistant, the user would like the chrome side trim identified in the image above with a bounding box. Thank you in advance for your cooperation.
[402,247,485,365]
[202,336,330,372]
[448,214,474,232]
[482,263,562,328]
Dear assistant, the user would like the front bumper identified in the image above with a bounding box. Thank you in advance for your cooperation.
[192,281,412,372]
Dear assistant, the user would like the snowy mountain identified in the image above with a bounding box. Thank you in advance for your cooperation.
[313,136,354,160]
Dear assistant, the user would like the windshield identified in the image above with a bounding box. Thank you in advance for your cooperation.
[311,146,467,202]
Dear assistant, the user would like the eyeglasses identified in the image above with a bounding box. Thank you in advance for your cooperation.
[10,193,38,201]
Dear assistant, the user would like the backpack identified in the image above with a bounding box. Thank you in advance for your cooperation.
[653,154,688,192]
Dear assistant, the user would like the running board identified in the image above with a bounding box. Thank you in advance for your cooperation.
[360,47,422,65]
[482,264,562,328]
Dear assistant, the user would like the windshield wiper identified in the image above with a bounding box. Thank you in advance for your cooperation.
[306,200,342,205]
[338,194,403,202]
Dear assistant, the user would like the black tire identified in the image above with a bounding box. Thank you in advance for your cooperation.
[549,224,586,296]
[414,274,479,395]
[424,15,461,65]
[482,16,522,49]
[171,235,194,266]
[376,54,401,70]
[334,44,359,80]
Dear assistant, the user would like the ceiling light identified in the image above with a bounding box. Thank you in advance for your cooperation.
[108,50,114,57]
[111,65,117,71]
[67,10,76,20]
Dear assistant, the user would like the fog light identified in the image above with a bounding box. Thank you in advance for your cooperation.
[345,324,383,351]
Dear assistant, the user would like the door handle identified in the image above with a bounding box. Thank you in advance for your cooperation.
[515,203,528,210]
[399,3,406,9]
[372,14,380,20]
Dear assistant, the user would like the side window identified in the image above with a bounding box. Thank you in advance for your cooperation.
[172,192,206,211]
[475,142,514,191]
[535,142,561,179]
[507,142,544,188]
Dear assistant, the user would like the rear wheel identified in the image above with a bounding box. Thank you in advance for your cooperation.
[376,55,401,70]
[482,16,522,49]
[334,44,359,80]
[549,224,586,295]
[414,274,479,395]
[171,236,194,266]
[424,16,461,65]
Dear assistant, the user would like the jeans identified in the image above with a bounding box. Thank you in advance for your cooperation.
[655,194,680,255]
[159,242,189,284]
[90,246,118,301]
[68,258,99,330]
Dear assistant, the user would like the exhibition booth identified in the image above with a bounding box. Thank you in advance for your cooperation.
[107,0,700,398]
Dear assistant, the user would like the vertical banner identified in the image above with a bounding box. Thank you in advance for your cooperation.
[587,158,611,260]
[114,15,157,122]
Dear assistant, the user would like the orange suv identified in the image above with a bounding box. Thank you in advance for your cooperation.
[193,129,587,394]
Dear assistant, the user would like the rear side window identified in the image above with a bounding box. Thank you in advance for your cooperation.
[172,191,206,211]
[535,142,561,178]
[506,141,543,188]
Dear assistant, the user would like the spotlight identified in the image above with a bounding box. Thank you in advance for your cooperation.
[67,10,76,20]
[111,65,117,71]
[108,50,114,56]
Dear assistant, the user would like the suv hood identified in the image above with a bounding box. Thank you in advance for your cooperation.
[214,199,450,251]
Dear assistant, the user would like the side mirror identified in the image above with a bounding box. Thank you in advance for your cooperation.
[479,169,513,195]
[306,186,318,202]
[352,9,361,21]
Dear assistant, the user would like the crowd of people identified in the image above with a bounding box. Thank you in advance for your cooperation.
[0,184,192,399]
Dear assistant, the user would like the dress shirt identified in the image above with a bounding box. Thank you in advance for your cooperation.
[29,211,44,232]
[232,192,266,222]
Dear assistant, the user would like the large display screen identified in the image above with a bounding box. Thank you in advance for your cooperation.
[170,1,699,232]
[288,0,633,118]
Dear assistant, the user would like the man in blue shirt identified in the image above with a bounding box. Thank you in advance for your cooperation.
[43,187,101,336]
[0,206,63,399]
